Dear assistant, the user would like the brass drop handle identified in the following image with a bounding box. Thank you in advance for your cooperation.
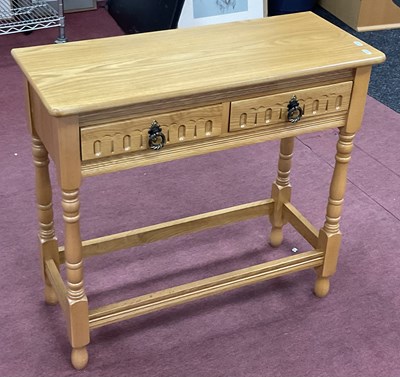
[287,95,303,123]
[148,120,166,150]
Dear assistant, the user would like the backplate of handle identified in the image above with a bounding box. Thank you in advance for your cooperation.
[287,95,303,123]
[148,120,166,150]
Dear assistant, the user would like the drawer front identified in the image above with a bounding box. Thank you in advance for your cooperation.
[229,81,353,132]
[80,104,223,161]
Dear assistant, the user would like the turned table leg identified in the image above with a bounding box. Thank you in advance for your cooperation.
[32,135,59,305]
[62,188,90,369]
[314,128,355,298]
[269,137,294,247]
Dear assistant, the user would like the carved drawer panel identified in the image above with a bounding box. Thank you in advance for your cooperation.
[80,104,223,161]
[229,81,353,132]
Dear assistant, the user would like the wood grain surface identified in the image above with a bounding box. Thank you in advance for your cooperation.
[12,12,385,116]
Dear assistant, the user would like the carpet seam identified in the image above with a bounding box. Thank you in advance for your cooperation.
[296,137,400,223]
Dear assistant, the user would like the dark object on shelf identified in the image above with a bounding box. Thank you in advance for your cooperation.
[107,0,185,34]
[268,0,318,16]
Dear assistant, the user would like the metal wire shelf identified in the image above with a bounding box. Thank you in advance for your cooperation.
[0,0,66,42]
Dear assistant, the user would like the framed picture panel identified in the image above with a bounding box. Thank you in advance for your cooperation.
[48,0,97,13]
[178,0,265,28]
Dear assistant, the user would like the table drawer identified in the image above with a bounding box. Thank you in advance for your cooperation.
[80,104,223,161]
[229,81,353,132]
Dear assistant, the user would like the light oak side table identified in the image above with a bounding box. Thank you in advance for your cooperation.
[12,12,385,369]
[319,0,400,31]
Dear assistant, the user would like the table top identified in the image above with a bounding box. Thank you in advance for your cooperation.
[12,12,385,117]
